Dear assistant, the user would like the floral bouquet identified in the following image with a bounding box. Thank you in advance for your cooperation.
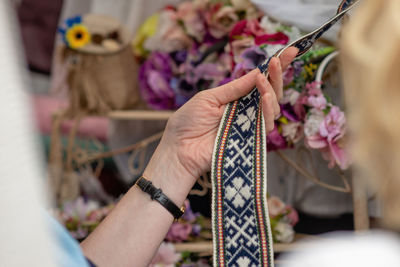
[53,197,114,240]
[165,200,204,243]
[55,195,298,265]
[267,196,299,243]
[134,0,349,170]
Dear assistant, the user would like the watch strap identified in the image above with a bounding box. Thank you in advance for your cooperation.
[135,176,184,220]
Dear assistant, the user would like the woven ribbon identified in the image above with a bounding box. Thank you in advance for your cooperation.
[210,1,356,266]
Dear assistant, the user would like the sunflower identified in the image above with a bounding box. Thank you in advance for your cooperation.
[66,24,91,49]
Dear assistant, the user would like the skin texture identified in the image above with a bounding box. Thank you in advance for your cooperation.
[81,47,298,267]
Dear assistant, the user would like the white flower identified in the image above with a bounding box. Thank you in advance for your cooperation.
[304,110,325,137]
[260,16,281,34]
[268,196,286,217]
[281,89,300,105]
[275,222,295,243]
[286,26,302,43]
[144,10,192,53]
[260,16,301,42]
[282,122,303,143]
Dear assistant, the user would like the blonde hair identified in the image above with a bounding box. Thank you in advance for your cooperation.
[341,0,400,229]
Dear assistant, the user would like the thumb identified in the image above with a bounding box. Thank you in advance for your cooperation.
[207,69,260,105]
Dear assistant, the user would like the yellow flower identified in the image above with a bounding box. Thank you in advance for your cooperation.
[304,63,317,77]
[66,24,91,49]
[278,117,289,124]
[132,13,159,58]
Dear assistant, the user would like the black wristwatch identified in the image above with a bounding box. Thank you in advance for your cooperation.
[135,176,185,220]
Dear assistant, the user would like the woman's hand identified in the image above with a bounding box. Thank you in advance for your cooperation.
[82,47,298,267]
[144,47,298,204]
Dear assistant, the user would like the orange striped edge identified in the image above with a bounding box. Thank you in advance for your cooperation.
[215,101,238,267]
[254,106,270,266]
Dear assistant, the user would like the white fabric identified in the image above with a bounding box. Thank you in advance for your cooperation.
[60,0,183,33]
[282,231,400,267]
[251,0,341,42]
[0,2,57,266]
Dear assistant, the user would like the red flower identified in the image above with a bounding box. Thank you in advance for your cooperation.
[230,20,248,39]
[255,32,289,45]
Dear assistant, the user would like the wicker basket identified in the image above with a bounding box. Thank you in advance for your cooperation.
[56,14,141,116]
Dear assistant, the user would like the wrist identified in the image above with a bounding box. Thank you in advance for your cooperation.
[142,140,196,207]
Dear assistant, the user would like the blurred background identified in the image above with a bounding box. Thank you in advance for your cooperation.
[6,0,383,265]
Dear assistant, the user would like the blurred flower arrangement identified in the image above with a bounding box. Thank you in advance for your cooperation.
[53,197,114,240]
[166,200,203,242]
[55,194,297,265]
[267,196,299,243]
[134,0,349,170]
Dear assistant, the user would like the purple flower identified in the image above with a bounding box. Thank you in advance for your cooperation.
[166,223,193,242]
[139,52,176,110]
[232,46,267,78]
[176,62,224,103]
[280,103,300,122]
[267,125,287,151]
[170,50,188,64]
[292,60,304,77]
[182,199,199,222]
[192,224,201,236]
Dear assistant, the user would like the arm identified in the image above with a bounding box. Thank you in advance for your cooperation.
[81,47,298,267]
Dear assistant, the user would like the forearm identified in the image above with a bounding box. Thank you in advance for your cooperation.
[81,141,195,267]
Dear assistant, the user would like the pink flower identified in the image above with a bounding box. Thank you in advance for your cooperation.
[306,81,323,95]
[150,242,181,267]
[307,94,327,110]
[319,106,346,142]
[305,107,349,169]
[268,196,286,218]
[145,10,192,53]
[166,223,193,242]
[230,19,265,39]
[230,37,255,63]
[305,82,327,110]
[285,205,299,226]
[293,94,308,120]
[283,66,295,86]
[206,4,238,39]
[267,125,287,151]
[307,135,349,169]
[282,122,303,143]
[245,19,266,36]
[177,2,206,41]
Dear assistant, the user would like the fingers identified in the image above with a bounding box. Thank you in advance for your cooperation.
[279,46,299,71]
[262,93,276,132]
[268,57,283,100]
[208,69,260,105]
[206,47,298,106]
[256,73,280,133]
[256,74,280,117]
